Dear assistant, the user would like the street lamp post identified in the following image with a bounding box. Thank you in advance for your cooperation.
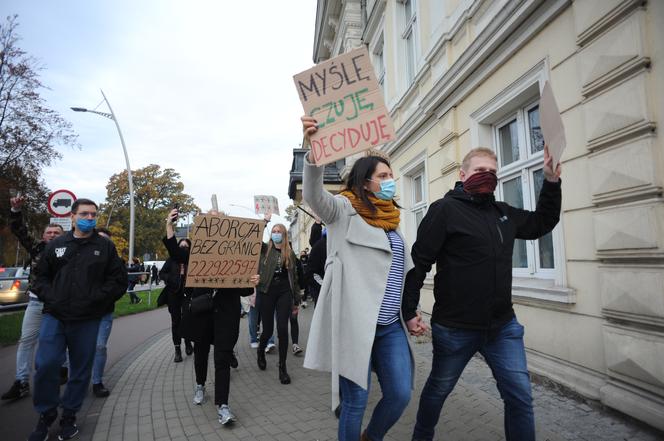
[71,89,135,263]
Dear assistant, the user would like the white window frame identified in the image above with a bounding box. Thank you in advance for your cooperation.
[400,0,418,86]
[372,34,387,102]
[399,151,428,246]
[469,60,573,303]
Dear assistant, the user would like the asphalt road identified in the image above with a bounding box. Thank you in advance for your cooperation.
[0,307,170,441]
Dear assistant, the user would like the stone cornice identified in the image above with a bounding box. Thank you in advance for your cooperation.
[576,0,644,47]
[582,56,651,99]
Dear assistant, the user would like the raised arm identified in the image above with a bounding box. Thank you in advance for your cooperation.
[301,116,345,224]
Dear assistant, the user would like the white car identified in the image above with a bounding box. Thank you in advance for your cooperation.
[0,266,30,305]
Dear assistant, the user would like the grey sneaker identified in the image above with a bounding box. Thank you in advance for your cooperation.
[265,343,276,353]
[292,344,303,355]
[217,404,236,425]
[193,384,205,405]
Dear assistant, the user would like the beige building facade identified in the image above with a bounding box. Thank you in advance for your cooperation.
[305,0,664,431]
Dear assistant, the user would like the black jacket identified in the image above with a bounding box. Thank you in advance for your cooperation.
[9,210,47,293]
[402,180,561,330]
[33,231,128,321]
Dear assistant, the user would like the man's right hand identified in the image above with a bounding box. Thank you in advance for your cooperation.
[406,312,428,337]
[10,196,25,211]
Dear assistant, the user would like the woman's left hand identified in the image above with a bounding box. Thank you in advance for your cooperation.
[249,274,260,286]
[292,305,300,316]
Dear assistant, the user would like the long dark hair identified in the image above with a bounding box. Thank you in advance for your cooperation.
[343,156,399,213]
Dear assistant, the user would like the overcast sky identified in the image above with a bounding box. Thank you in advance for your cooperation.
[3,0,318,224]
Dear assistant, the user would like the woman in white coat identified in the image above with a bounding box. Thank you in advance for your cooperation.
[301,116,427,441]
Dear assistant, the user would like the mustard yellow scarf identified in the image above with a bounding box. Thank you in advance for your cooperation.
[340,190,400,231]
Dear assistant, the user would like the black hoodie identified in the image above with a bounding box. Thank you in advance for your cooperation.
[402,179,561,330]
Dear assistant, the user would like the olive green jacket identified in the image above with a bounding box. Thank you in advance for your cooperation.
[257,243,301,304]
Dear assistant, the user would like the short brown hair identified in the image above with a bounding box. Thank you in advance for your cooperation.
[461,147,497,171]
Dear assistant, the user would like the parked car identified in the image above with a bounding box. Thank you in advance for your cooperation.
[0,266,30,305]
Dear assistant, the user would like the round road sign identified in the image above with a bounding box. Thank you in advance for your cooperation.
[47,190,77,217]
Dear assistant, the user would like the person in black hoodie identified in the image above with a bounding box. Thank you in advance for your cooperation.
[404,147,561,441]
[29,198,127,441]
[163,208,259,426]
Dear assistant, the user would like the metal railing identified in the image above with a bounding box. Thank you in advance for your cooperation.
[127,271,162,305]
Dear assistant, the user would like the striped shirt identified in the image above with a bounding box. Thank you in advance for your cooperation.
[377,230,405,325]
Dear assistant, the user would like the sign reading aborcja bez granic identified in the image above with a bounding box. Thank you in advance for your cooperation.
[293,46,396,166]
[185,215,265,289]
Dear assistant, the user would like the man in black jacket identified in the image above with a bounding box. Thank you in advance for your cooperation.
[1,196,63,401]
[404,147,562,441]
[28,199,127,441]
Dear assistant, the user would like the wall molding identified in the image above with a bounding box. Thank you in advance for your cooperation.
[576,0,645,47]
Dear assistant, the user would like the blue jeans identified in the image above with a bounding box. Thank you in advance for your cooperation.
[339,321,412,441]
[248,304,274,345]
[33,314,100,414]
[92,312,114,384]
[412,317,534,441]
[15,298,43,382]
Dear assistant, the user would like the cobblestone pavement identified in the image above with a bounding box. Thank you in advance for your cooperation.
[68,306,661,441]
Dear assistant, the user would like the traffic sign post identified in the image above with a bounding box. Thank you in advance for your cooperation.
[47,190,77,217]
[50,217,73,231]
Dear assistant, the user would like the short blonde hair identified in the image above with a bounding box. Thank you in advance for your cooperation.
[461,147,497,171]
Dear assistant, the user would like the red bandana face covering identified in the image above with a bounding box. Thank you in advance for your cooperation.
[463,171,497,194]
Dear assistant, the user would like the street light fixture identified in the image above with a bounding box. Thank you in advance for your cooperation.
[71,89,135,263]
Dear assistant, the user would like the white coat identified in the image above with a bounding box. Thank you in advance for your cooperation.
[302,156,415,409]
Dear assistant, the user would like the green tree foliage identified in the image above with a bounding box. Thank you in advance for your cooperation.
[101,164,199,261]
[0,15,77,265]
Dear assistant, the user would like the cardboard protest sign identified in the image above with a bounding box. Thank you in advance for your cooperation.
[185,214,265,288]
[254,195,280,215]
[293,46,396,166]
[539,81,567,168]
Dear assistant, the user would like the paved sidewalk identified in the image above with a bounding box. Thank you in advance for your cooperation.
[64,306,661,441]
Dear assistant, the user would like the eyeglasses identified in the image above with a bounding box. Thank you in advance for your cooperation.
[76,211,97,218]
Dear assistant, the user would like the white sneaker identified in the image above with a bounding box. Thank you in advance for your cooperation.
[250,342,259,349]
[301,301,308,309]
[218,404,237,425]
[265,343,276,353]
[193,384,205,405]
[292,344,303,355]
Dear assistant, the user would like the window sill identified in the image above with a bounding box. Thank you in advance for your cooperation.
[512,277,576,305]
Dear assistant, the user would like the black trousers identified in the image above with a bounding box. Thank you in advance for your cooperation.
[290,313,299,345]
[192,292,241,406]
[259,278,292,364]
[168,300,185,346]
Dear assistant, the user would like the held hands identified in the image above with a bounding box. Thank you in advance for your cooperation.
[543,145,562,183]
[292,305,300,316]
[406,311,429,337]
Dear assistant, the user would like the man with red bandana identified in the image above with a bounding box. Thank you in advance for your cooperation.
[402,146,562,441]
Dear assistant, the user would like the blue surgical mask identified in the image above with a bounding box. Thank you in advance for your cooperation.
[76,218,96,233]
[271,233,283,244]
[373,179,396,200]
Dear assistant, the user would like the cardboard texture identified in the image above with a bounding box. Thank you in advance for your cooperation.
[539,81,566,168]
[254,195,280,215]
[185,214,265,288]
[293,46,396,166]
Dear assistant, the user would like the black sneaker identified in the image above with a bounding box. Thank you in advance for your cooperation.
[185,341,194,356]
[59,367,68,385]
[92,383,110,398]
[1,380,29,400]
[28,410,57,441]
[174,346,183,363]
[230,352,238,369]
[58,412,78,440]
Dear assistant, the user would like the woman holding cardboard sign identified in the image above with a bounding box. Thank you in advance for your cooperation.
[164,208,259,426]
[300,116,417,441]
[256,219,301,384]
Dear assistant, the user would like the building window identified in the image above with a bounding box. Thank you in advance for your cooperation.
[494,100,557,278]
[373,34,386,101]
[400,155,427,244]
[401,0,417,85]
